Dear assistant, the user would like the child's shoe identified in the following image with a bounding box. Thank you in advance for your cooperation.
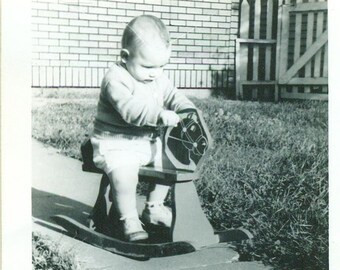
[121,215,148,242]
[141,202,172,228]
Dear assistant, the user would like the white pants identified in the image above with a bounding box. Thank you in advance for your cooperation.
[91,135,163,173]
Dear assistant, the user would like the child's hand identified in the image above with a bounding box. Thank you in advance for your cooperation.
[159,110,180,127]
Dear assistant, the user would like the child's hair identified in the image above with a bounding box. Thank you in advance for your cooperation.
[121,15,170,54]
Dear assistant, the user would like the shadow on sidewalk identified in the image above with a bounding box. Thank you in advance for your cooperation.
[32,188,92,229]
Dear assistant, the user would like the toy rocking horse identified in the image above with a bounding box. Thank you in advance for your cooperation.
[53,108,252,259]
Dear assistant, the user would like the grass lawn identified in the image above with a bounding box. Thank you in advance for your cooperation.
[32,232,80,270]
[32,88,328,270]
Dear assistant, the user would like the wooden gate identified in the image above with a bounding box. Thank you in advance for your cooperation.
[277,0,328,100]
[236,0,328,101]
[236,0,279,101]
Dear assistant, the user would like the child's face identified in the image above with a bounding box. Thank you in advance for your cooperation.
[124,43,171,83]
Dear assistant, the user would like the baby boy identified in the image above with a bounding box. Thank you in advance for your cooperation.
[91,15,196,241]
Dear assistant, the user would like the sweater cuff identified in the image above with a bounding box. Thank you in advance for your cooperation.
[155,109,166,126]
[145,108,165,127]
[175,102,196,113]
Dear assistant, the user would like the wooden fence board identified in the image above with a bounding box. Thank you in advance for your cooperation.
[278,5,290,97]
[275,3,284,101]
[322,45,328,93]
[281,92,328,100]
[323,42,328,79]
[288,77,327,85]
[293,0,303,94]
[235,40,241,98]
[237,38,276,44]
[304,10,314,93]
[241,80,277,86]
[252,0,261,99]
[265,0,274,81]
[290,1,327,12]
[314,11,324,80]
[240,0,250,39]
[316,0,327,93]
[236,0,250,99]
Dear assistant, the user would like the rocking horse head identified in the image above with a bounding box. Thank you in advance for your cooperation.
[163,108,213,172]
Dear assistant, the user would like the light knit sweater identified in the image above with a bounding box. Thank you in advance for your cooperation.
[93,62,195,137]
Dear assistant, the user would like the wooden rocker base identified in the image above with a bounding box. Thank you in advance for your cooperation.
[52,215,196,259]
[53,214,253,260]
[53,174,254,259]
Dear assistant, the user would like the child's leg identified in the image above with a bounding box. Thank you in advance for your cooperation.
[91,136,149,241]
[107,165,148,241]
[147,137,170,203]
[143,138,172,227]
[147,184,170,202]
[107,164,139,219]
[144,184,172,227]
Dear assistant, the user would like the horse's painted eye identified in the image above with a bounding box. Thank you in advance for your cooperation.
[190,125,196,132]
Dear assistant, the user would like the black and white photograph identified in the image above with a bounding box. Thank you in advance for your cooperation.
[1,0,339,269]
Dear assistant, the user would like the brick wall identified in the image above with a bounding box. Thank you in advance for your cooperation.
[32,0,240,92]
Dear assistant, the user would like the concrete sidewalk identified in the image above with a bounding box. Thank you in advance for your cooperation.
[32,139,270,270]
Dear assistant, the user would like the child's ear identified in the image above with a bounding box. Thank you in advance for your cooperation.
[120,49,130,63]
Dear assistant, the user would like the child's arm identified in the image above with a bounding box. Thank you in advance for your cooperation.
[105,80,164,127]
[161,75,196,112]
